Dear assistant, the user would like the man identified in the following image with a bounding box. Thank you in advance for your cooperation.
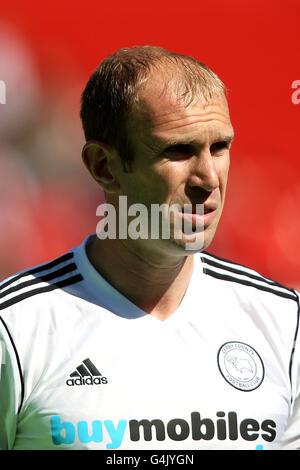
[0,46,299,450]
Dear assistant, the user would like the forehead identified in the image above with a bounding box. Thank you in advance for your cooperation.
[133,73,233,144]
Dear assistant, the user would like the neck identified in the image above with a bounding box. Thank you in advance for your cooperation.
[86,236,194,320]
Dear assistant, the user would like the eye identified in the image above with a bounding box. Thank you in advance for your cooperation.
[210,141,230,154]
[164,144,194,159]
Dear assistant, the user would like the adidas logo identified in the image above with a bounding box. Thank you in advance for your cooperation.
[66,358,108,386]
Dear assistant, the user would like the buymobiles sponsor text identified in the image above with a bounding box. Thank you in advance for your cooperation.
[50,411,276,448]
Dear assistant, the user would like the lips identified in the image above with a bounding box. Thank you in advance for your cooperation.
[177,202,218,230]
[203,204,217,214]
[179,203,217,215]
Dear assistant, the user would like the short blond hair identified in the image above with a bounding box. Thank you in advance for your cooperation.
[80,46,226,165]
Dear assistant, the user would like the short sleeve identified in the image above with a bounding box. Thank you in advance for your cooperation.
[280,292,300,449]
[0,316,22,450]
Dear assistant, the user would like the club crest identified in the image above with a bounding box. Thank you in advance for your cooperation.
[217,341,265,391]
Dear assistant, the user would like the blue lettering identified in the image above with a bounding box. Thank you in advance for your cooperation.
[50,416,127,448]
[256,444,264,450]
[77,420,103,443]
[51,416,76,445]
[104,419,127,449]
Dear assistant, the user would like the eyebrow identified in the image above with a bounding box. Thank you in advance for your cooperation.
[161,133,235,147]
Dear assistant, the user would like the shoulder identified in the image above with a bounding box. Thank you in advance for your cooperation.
[0,249,85,380]
[0,250,83,316]
[200,250,299,305]
[0,250,85,419]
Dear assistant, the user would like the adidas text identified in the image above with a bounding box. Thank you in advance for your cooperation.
[66,376,108,386]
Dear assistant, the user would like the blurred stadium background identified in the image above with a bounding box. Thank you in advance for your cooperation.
[0,0,299,289]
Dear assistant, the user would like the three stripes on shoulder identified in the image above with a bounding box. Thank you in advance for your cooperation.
[0,252,83,310]
[0,250,298,311]
[201,251,298,302]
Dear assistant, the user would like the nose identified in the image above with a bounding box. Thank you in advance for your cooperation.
[187,147,219,192]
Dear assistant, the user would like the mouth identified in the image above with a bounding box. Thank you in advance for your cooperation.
[179,202,217,215]
[203,204,217,215]
[177,202,218,230]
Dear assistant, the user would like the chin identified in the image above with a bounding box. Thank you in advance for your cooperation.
[164,236,206,256]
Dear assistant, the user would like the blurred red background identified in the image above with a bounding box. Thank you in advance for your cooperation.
[0,0,299,289]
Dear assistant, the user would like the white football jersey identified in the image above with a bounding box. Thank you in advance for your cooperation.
[0,235,299,450]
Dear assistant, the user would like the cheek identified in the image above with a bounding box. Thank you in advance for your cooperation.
[121,172,170,207]
[143,163,185,203]
[156,161,191,197]
[217,157,230,194]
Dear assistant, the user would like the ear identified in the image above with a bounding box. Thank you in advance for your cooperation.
[82,140,120,193]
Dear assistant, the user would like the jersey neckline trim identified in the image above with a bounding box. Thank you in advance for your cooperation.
[72,234,205,322]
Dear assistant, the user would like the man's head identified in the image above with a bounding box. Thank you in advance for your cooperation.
[80,46,234,255]
[80,46,227,167]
